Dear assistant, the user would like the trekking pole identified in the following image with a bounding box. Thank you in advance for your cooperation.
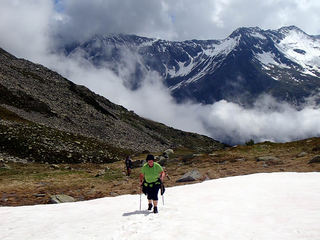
[161,182,165,206]
[139,186,142,211]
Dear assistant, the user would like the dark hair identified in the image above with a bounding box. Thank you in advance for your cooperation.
[146,154,155,161]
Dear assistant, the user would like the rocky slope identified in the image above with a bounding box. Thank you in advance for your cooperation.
[0,47,224,164]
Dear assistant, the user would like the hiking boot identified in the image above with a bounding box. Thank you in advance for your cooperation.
[148,203,153,211]
[153,206,158,214]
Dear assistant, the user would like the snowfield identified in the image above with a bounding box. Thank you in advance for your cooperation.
[1,172,320,240]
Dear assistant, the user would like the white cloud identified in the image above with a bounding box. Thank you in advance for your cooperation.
[0,0,54,61]
[45,52,320,145]
[202,96,320,145]
[51,0,320,43]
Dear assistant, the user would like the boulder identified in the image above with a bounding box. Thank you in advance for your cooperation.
[131,160,143,168]
[50,164,60,169]
[176,169,202,182]
[49,194,75,204]
[256,156,279,162]
[312,146,320,152]
[308,155,320,164]
[0,163,11,169]
[157,156,167,166]
[192,154,204,157]
[163,149,174,158]
[95,169,105,177]
[297,152,308,158]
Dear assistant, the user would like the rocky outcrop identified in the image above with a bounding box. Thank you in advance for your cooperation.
[256,156,279,162]
[297,152,308,158]
[308,156,320,164]
[49,194,75,204]
[176,169,202,182]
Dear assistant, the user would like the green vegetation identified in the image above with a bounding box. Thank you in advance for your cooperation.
[0,106,30,123]
[245,139,255,146]
[0,118,134,164]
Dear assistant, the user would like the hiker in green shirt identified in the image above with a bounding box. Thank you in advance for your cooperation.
[140,154,165,213]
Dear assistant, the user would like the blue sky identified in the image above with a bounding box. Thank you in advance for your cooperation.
[54,0,64,12]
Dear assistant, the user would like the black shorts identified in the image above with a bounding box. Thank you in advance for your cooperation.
[143,183,160,201]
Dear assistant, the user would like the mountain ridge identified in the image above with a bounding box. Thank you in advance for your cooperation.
[62,26,320,106]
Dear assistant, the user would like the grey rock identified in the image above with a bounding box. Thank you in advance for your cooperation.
[256,156,279,162]
[192,153,204,157]
[176,169,202,182]
[49,194,75,204]
[157,156,167,166]
[163,149,174,158]
[0,163,11,169]
[50,164,60,169]
[95,169,106,177]
[34,194,46,197]
[308,155,320,164]
[312,146,320,152]
[297,152,308,158]
[235,158,246,161]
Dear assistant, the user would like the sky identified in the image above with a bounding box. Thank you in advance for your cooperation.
[51,0,320,44]
[1,172,320,239]
[1,0,320,144]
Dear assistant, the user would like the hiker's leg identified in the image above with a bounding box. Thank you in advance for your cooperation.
[151,185,160,206]
[147,188,153,207]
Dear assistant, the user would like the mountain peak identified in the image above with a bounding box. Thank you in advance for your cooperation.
[229,26,263,37]
[277,25,306,35]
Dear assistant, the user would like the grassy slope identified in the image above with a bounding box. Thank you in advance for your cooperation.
[1,137,320,206]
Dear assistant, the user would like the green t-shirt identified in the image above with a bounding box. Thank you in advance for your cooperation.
[141,162,163,183]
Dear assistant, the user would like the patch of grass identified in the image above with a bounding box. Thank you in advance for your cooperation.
[102,168,124,181]
[0,121,135,164]
[181,154,195,165]
[0,106,29,123]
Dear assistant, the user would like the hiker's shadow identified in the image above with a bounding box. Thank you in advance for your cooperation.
[122,210,151,216]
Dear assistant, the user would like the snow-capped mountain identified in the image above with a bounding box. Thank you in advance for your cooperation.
[62,26,320,106]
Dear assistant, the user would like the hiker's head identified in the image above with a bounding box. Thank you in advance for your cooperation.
[146,154,155,167]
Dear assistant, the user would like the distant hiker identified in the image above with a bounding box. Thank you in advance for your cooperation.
[140,154,165,213]
[125,156,132,176]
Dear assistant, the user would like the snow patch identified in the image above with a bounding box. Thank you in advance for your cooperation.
[250,32,267,40]
[276,29,320,76]
[256,51,290,69]
[1,173,319,240]
[203,37,239,57]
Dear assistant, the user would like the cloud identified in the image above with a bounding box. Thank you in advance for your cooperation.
[51,0,320,44]
[43,51,320,146]
[0,0,55,61]
[202,96,320,145]
[53,0,174,44]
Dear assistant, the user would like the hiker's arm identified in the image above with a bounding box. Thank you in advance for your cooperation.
[160,171,165,182]
[139,173,144,185]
